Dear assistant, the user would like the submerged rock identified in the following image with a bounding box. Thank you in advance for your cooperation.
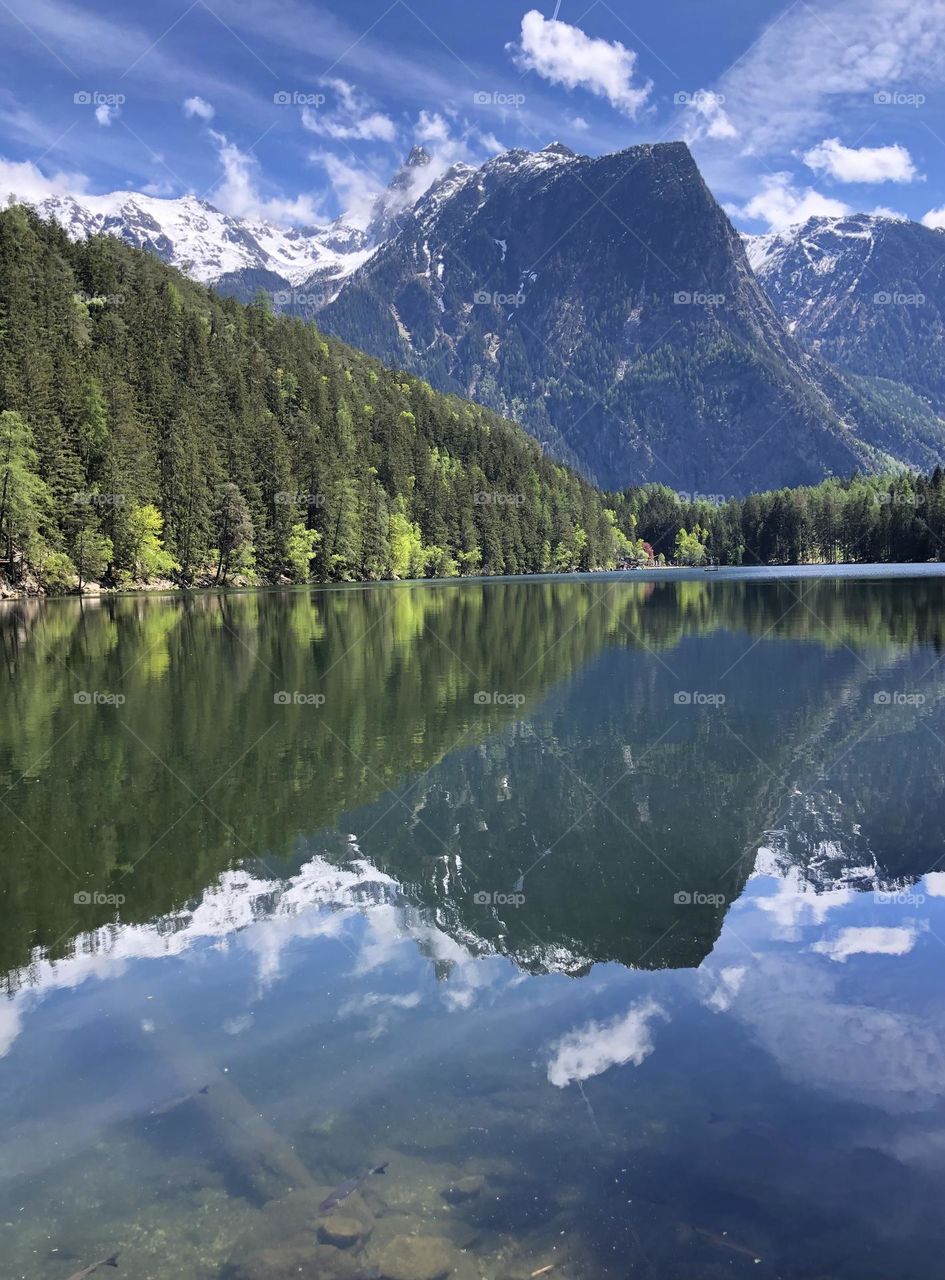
[376,1234,457,1280]
[441,1175,485,1203]
[319,1215,369,1248]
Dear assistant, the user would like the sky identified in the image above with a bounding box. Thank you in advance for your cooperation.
[2,0,945,233]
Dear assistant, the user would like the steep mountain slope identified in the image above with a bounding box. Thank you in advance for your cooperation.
[748,213,945,410]
[0,203,639,589]
[317,142,910,494]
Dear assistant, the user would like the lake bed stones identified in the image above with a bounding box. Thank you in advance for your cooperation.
[376,1234,458,1280]
[318,1215,369,1248]
[441,1175,485,1204]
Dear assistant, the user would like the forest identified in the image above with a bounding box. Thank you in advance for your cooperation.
[2,203,945,593]
[616,470,945,567]
[0,204,646,592]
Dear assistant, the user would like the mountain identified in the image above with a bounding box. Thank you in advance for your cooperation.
[316,141,941,494]
[0,202,642,592]
[20,146,945,494]
[24,147,441,310]
[747,213,945,415]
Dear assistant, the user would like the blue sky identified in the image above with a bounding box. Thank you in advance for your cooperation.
[2,0,945,231]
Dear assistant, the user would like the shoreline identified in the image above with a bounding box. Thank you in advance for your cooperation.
[4,560,945,604]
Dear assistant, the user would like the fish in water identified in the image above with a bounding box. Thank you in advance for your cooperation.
[149,1084,210,1116]
[66,1253,119,1280]
[319,1162,389,1212]
[695,1227,762,1261]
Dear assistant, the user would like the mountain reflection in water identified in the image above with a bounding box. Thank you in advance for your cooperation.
[2,572,945,1279]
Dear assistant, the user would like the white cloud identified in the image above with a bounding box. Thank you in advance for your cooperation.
[811,925,919,963]
[921,206,945,230]
[870,205,907,219]
[509,9,651,118]
[183,95,215,121]
[569,115,590,132]
[0,154,91,203]
[704,0,945,155]
[546,997,667,1086]
[94,102,118,127]
[924,872,945,894]
[682,90,737,142]
[730,172,852,230]
[207,131,322,225]
[302,78,396,143]
[803,137,918,183]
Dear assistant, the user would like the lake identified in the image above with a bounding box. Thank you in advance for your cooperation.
[2,570,945,1279]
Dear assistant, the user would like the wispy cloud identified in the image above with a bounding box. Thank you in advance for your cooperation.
[302,78,396,142]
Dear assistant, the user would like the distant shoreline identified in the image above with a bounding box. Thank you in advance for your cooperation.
[4,560,945,604]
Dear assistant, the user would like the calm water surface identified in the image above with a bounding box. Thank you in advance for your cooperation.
[2,571,945,1279]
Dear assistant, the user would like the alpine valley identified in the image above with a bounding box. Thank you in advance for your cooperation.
[14,140,945,495]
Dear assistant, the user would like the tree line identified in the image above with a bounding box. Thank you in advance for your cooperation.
[614,471,945,566]
[0,204,647,592]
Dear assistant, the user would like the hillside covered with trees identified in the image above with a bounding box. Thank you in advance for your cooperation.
[0,205,646,592]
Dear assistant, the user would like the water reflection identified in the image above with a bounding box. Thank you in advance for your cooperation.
[3,574,945,1278]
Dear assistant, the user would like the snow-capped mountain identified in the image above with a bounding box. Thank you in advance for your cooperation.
[746,213,945,413]
[23,145,440,301]
[316,139,945,492]
[32,190,364,286]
